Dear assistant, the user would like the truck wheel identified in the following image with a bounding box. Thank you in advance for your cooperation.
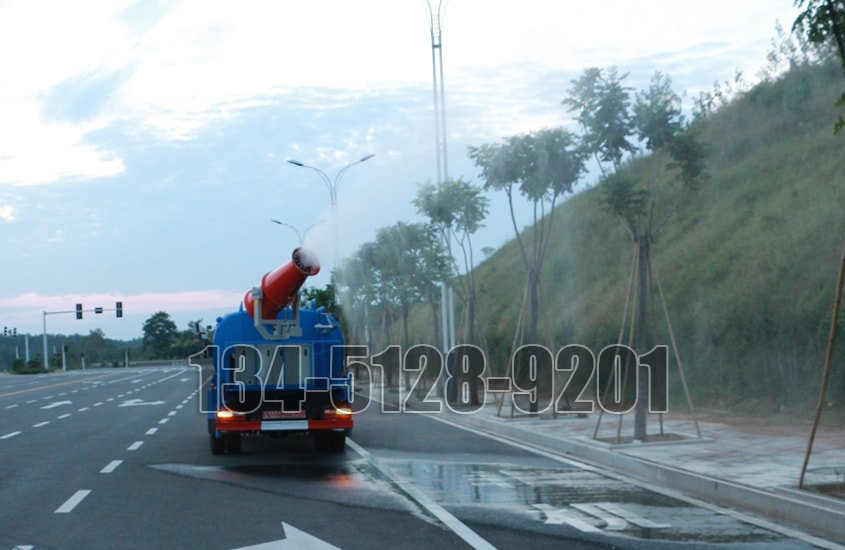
[313,433,330,452]
[225,433,241,454]
[328,432,346,452]
[210,434,225,455]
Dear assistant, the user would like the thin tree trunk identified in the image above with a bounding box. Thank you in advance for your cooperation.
[634,234,652,441]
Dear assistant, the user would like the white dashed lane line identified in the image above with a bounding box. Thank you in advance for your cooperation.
[26,400,35,404]
[100,460,123,474]
[55,490,91,513]
[57,413,71,419]
[145,428,158,435]
[127,441,144,451]
[78,407,89,412]
[33,421,49,428]
[94,402,103,407]
[168,411,176,416]
[158,418,169,424]
[1,431,21,439]
[5,404,18,409]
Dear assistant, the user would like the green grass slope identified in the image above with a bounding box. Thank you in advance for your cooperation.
[405,61,845,408]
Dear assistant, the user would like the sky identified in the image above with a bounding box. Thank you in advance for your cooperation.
[0,0,801,341]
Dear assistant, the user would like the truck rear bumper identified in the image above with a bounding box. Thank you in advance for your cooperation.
[216,416,352,433]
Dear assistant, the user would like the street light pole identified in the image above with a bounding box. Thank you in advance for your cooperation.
[286,154,374,272]
[426,0,449,185]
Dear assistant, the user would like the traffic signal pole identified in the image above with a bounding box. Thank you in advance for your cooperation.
[41,302,124,371]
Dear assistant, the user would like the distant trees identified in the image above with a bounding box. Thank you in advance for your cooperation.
[564,67,707,440]
[339,222,449,387]
[142,311,178,358]
[414,178,489,350]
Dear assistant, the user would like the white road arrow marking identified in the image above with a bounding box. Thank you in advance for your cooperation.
[232,522,340,550]
[41,400,72,409]
[119,399,165,407]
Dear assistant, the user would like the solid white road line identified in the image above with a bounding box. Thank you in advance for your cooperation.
[55,490,91,513]
[1,431,21,439]
[33,421,49,428]
[100,460,123,474]
[347,438,495,550]
[127,441,144,451]
[145,428,158,435]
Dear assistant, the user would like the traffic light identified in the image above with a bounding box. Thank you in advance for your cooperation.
[12,328,16,337]
[3,326,6,336]
[76,303,83,320]
[116,301,123,318]
[94,307,103,314]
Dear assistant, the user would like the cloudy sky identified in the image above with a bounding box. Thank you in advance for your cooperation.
[0,0,799,340]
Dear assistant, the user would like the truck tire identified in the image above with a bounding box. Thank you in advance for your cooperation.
[225,433,241,454]
[315,431,346,453]
[210,434,225,455]
[328,431,346,452]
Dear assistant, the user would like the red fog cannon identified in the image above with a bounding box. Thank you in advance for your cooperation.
[244,247,321,320]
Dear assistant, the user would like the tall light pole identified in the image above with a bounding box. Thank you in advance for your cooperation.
[426,0,449,185]
[286,154,375,272]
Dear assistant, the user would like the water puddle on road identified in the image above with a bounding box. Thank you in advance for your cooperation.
[387,460,796,545]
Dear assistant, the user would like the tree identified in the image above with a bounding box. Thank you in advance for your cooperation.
[470,128,586,411]
[414,178,489,356]
[566,68,707,440]
[142,312,178,359]
[794,0,845,131]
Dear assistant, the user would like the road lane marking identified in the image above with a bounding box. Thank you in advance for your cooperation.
[26,400,35,403]
[0,372,115,399]
[158,418,169,424]
[41,400,72,409]
[5,404,18,409]
[55,490,91,513]
[100,460,123,474]
[57,413,71,419]
[127,441,144,450]
[1,431,21,439]
[94,402,103,406]
[33,421,49,427]
[106,398,114,402]
[168,411,176,416]
[146,428,158,435]
[78,407,89,412]
[176,405,183,409]
[347,438,495,550]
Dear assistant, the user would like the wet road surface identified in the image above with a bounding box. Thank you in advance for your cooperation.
[0,367,829,549]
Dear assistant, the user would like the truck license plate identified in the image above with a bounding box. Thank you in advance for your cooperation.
[262,410,306,420]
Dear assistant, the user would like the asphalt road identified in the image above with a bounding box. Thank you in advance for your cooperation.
[0,368,830,549]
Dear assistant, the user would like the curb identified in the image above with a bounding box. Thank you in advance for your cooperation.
[444,410,845,544]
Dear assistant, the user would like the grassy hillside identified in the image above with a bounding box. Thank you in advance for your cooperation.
[401,61,845,408]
